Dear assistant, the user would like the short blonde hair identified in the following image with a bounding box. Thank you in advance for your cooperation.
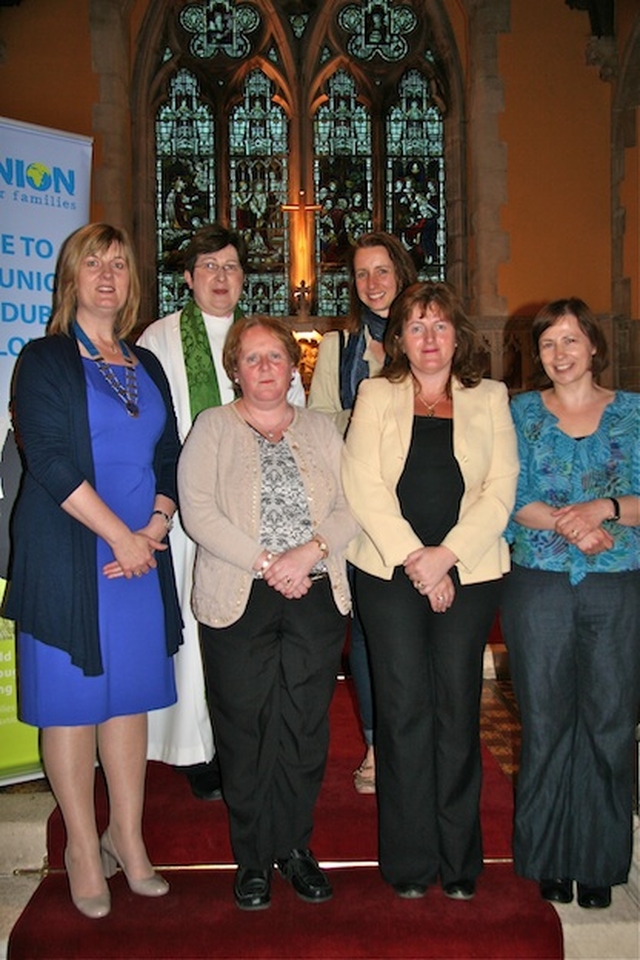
[48,223,140,339]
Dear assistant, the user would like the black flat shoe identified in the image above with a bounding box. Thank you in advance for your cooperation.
[443,879,476,900]
[276,848,332,903]
[234,866,271,910]
[393,882,428,899]
[184,757,222,801]
[539,878,573,904]
[577,883,611,909]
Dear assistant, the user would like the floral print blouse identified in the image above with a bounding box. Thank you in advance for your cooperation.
[506,390,639,584]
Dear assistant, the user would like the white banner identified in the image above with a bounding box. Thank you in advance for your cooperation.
[0,117,92,781]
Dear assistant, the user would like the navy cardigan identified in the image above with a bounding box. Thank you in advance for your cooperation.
[3,333,183,676]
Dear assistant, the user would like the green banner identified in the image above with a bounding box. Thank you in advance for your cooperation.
[0,580,42,784]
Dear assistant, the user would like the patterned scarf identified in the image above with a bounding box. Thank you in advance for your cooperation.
[339,306,388,411]
[179,299,244,420]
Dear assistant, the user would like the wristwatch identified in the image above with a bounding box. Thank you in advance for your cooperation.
[151,509,174,533]
[608,497,620,522]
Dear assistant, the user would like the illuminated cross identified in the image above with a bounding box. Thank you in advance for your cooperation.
[282,190,322,304]
[281,189,322,220]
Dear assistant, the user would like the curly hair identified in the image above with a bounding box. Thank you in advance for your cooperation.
[383,281,485,389]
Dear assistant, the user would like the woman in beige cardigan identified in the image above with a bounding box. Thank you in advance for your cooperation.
[342,282,518,901]
[178,316,358,912]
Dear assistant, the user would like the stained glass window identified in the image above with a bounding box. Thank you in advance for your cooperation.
[153,1,449,320]
[229,70,290,315]
[179,0,261,60]
[337,0,418,62]
[155,69,216,316]
[386,70,446,279]
[314,69,372,316]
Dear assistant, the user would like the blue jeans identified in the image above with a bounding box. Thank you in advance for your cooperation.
[502,564,640,887]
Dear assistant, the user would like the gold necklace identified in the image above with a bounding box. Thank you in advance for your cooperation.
[242,404,292,441]
[417,391,447,417]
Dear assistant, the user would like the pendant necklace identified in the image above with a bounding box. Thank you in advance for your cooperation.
[73,321,139,418]
[417,390,447,417]
[241,403,291,441]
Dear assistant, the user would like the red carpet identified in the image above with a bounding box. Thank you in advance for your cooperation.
[9,680,563,959]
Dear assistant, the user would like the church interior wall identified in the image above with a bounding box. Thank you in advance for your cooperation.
[620,138,639,315]
[0,0,99,191]
[0,0,638,388]
[498,0,612,315]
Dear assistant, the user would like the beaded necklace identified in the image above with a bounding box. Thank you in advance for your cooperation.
[73,321,139,418]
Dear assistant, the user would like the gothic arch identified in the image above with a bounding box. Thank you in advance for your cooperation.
[130,0,467,321]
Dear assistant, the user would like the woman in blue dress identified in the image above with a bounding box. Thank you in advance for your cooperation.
[501,298,640,910]
[4,223,182,919]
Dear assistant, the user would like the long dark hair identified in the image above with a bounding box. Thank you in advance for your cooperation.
[344,232,417,334]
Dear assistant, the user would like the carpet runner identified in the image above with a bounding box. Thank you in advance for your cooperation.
[8,680,563,959]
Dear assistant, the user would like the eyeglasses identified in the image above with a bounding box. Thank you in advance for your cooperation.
[194,260,242,276]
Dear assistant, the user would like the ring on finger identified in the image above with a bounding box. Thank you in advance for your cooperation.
[416,581,423,589]
[437,595,444,602]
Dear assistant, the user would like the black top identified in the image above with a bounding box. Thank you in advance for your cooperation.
[397,416,464,547]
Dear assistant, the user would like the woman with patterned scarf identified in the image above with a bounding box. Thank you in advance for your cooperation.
[308,231,416,794]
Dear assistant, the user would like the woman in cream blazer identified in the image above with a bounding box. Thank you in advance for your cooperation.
[342,281,518,901]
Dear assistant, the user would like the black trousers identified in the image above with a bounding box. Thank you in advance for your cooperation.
[356,567,502,888]
[199,578,347,870]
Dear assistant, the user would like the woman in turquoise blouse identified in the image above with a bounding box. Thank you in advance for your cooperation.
[501,298,640,911]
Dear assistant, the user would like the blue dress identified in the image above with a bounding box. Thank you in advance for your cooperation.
[18,359,177,726]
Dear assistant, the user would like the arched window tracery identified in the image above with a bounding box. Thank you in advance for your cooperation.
[145,0,458,319]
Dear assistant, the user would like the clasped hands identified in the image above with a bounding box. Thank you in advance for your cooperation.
[403,545,457,613]
[257,542,319,599]
[102,526,167,580]
[552,501,614,556]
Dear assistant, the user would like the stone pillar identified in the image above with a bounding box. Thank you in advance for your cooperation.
[464,0,510,319]
[89,0,132,233]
